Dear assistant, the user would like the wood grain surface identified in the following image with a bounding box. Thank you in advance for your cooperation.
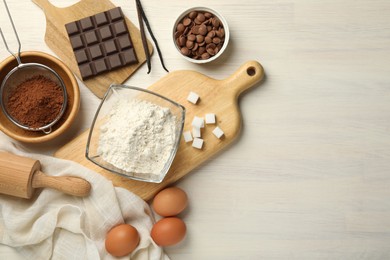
[0,152,38,198]
[1,0,390,259]
[32,0,153,98]
[31,170,91,197]
[54,60,264,201]
[0,152,91,198]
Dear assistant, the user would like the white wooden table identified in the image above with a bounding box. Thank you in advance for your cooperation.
[1,0,390,259]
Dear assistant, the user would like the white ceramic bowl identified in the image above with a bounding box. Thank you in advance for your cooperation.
[172,7,230,64]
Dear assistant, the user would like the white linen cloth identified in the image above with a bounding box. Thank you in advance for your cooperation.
[0,135,169,260]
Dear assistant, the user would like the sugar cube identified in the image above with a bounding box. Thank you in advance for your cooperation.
[192,138,204,149]
[212,126,224,139]
[192,127,201,138]
[192,116,204,128]
[205,113,216,124]
[183,131,193,142]
[187,91,200,104]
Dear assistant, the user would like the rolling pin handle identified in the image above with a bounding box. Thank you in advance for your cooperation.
[32,171,91,197]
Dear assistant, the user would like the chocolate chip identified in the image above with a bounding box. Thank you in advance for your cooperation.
[212,37,221,44]
[201,52,210,59]
[196,35,204,43]
[216,28,225,38]
[178,35,186,46]
[189,11,198,19]
[205,36,212,44]
[204,12,212,19]
[180,47,191,56]
[196,13,206,23]
[206,47,215,56]
[183,18,192,27]
[198,46,206,55]
[186,40,194,49]
[199,24,207,36]
[177,23,185,33]
[187,34,196,42]
[207,43,216,49]
[194,18,202,25]
[212,17,220,28]
[192,25,200,34]
[207,31,215,38]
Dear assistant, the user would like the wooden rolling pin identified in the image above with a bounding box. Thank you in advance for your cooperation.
[0,152,91,199]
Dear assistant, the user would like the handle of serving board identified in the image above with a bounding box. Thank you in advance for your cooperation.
[32,0,57,11]
[224,60,264,98]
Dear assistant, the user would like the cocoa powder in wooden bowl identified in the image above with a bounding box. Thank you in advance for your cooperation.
[0,51,80,143]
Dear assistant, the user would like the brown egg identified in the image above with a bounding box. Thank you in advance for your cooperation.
[153,187,188,217]
[105,224,140,257]
[151,217,186,246]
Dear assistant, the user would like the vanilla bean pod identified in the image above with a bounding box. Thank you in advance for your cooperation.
[135,0,151,73]
[135,0,169,73]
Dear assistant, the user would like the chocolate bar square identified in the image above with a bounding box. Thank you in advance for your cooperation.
[108,54,122,69]
[65,22,79,35]
[75,49,89,64]
[65,7,138,80]
[117,35,132,50]
[95,12,108,26]
[99,26,113,40]
[85,31,98,45]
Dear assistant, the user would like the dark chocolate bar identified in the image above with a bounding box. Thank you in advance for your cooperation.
[65,7,138,80]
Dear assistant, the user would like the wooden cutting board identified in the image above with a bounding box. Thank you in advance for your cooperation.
[32,0,153,98]
[54,60,264,201]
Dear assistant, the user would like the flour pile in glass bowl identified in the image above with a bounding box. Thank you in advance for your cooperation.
[97,98,177,176]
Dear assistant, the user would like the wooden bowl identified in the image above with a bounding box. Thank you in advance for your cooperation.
[0,51,80,143]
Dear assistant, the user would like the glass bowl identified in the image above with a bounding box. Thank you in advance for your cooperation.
[86,84,185,183]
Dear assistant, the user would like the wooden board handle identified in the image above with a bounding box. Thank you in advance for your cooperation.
[32,0,56,10]
[32,171,91,197]
[224,60,264,98]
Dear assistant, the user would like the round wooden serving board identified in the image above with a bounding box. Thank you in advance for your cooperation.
[54,60,264,201]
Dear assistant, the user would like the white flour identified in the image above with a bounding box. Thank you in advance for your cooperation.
[97,98,177,176]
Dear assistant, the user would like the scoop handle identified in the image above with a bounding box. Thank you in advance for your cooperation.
[32,171,91,197]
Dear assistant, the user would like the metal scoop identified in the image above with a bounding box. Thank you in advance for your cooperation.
[0,0,67,134]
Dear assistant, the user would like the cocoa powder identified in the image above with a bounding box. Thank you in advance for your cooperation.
[5,75,65,129]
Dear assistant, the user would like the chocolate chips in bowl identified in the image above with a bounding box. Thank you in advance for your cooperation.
[173,7,230,63]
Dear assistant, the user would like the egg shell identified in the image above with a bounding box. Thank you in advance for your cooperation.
[105,224,140,257]
[153,187,188,217]
[151,217,186,246]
